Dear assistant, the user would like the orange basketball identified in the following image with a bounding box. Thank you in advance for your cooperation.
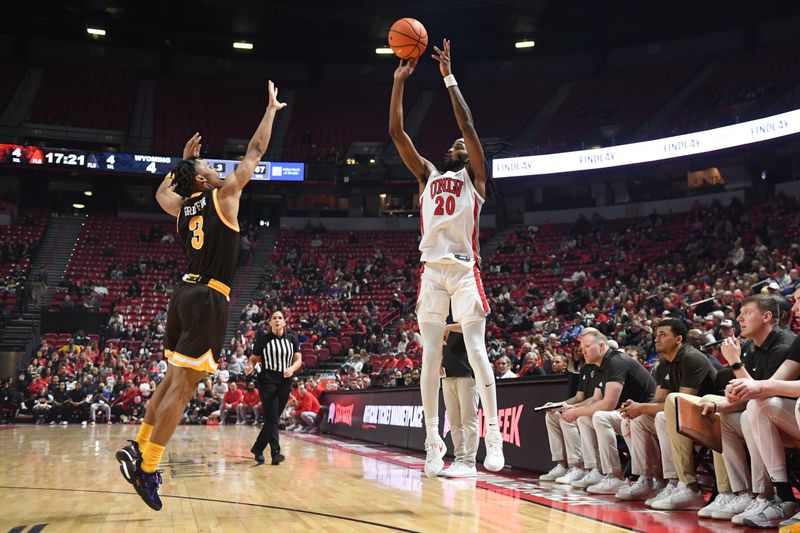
[388,18,428,60]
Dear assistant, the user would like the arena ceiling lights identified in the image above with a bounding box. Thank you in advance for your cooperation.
[493,108,800,178]
[86,27,106,36]
[233,41,253,50]
[375,47,394,55]
[515,40,535,49]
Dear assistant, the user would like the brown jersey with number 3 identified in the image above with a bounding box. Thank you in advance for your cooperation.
[176,188,239,286]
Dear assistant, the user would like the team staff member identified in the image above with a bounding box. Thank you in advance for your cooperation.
[541,328,603,488]
[562,330,656,495]
[617,319,718,503]
[247,310,302,465]
[439,316,479,478]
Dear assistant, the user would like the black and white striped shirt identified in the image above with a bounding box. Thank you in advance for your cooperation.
[253,330,300,373]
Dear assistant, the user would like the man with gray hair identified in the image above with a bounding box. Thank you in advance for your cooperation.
[561,329,656,495]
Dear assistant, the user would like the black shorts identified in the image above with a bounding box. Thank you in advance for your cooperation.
[164,282,228,374]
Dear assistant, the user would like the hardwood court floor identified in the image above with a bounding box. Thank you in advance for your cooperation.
[0,424,630,533]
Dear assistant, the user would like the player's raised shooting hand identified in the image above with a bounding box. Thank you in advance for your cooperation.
[394,58,418,81]
[431,39,452,78]
[267,80,287,111]
[182,132,202,159]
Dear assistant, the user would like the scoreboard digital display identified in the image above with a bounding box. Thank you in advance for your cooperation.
[0,143,305,182]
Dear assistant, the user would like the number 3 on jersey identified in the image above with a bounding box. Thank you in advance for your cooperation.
[189,216,204,250]
[433,195,456,216]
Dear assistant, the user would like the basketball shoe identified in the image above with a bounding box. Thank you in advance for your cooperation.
[116,440,141,484]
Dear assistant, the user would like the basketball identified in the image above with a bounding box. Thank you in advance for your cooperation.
[388,17,428,60]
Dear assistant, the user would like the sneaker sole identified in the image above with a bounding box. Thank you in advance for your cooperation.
[116,450,137,484]
[132,478,162,511]
[616,493,653,501]
[743,518,781,528]
[651,501,706,511]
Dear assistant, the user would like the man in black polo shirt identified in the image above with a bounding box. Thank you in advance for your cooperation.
[660,294,795,524]
[713,290,800,528]
[561,329,655,495]
[439,317,479,478]
[540,349,602,487]
[616,319,718,505]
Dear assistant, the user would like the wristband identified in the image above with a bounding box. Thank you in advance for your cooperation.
[730,361,745,371]
[712,402,718,413]
[443,74,457,88]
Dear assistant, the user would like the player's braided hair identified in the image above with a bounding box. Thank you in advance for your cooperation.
[481,141,516,199]
[167,158,198,198]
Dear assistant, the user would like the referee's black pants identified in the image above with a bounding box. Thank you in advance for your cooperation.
[253,371,292,456]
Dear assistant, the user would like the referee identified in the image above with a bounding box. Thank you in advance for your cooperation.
[246,310,302,465]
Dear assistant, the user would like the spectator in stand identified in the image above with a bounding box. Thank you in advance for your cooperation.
[111,381,141,422]
[1,379,20,424]
[89,383,112,425]
[126,395,146,424]
[31,385,52,424]
[495,356,517,379]
[211,377,228,404]
[517,353,545,377]
[238,382,261,426]
[550,354,569,375]
[293,382,320,433]
[396,352,415,371]
[220,382,244,425]
[307,376,325,399]
[61,381,89,425]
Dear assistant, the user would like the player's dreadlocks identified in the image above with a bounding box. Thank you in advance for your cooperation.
[481,141,516,199]
[166,158,198,198]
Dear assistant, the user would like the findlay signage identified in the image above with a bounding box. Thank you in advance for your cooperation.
[321,376,571,472]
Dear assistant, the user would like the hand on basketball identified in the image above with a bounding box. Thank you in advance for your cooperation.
[720,336,742,365]
[431,39,452,77]
[394,58,418,81]
[267,80,288,111]
[182,132,202,159]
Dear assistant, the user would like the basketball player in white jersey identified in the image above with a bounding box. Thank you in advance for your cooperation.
[389,38,504,476]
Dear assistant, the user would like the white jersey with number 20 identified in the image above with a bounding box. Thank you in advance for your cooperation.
[419,167,484,268]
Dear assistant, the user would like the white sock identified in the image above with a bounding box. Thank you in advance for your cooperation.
[419,321,445,437]
[461,319,498,426]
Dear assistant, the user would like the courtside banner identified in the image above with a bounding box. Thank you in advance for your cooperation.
[321,376,571,472]
[492,108,800,178]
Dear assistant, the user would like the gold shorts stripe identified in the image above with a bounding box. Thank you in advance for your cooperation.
[182,273,231,298]
[165,348,218,374]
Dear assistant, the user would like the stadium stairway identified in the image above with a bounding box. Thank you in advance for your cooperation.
[0,215,84,359]
[223,225,278,345]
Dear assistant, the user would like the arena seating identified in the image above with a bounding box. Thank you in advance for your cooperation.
[153,77,267,156]
[658,39,800,136]
[50,215,185,336]
[535,59,705,151]
[281,84,413,162]
[0,57,25,115]
[0,213,46,315]
[415,78,559,160]
[28,65,139,131]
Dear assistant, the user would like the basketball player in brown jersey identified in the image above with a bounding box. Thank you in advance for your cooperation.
[116,81,286,510]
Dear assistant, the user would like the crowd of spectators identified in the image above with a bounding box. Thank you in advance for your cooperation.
[6,194,800,426]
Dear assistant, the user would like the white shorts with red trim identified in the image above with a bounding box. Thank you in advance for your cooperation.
[415,261,490,325]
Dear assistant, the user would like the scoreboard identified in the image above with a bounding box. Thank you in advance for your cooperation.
[0,143,305,182]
